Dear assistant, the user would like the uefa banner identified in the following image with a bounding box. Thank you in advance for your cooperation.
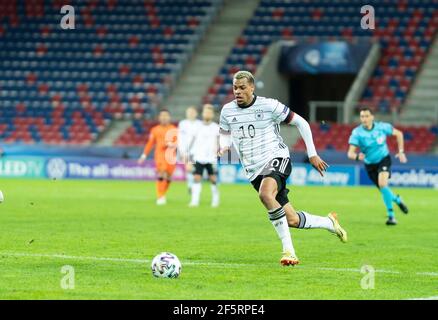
[2,156,437,188]
[0,156,185,181]
[0,156,46,178]
[360,166,438,188]
[218,163,358,186]
[289,164,357,186]
[44,157,186,181]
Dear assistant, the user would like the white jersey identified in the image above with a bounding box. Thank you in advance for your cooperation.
[191,121,220,164]
[219,96,292,181]
[178,119,202,157]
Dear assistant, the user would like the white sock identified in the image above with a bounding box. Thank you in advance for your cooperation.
[191,182,201,205]
[186,172,194,189]
[211,183,219,203]
[268,207,296,256]
[296,211,335,232]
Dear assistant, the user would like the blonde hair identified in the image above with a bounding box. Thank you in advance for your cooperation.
[233,70,255,85]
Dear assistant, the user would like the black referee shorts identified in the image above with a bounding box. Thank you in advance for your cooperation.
[364,155,392,188]
[251,157,292,207]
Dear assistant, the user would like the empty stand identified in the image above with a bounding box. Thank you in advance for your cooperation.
[114,119,177,146]
[0,0,220,144]
[203,0,438,113]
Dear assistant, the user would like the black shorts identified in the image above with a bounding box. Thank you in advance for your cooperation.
[193,162,217,176]
[365,155,392,188]
[250,157,292,206]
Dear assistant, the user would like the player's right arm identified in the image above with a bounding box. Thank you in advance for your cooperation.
[218,111,232,156]
[138,128,156,164]
[218,129,231,156]
[347,129,365,161]
[177,122,189,162]
[347,145,365,161]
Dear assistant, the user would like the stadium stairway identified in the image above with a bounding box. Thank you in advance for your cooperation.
[164,0,259,118]
[402,35,438,125]
[201,0,438,114]
[95,119,132,146]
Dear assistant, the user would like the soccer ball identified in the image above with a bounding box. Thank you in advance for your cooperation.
[151,252,181,278]
[0,190,3,203]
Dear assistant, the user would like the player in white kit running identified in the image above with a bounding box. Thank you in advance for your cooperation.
[218,71,348,266]
[189,104,220,207]
[178,106,202,193]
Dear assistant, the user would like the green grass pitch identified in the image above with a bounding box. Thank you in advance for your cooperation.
[0,179,437,299]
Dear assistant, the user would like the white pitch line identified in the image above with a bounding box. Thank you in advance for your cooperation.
[407,296,438,300]
[307,266,400,274]
[0,252,252,267]
[415,272,438,277]
[1,252,438,278]
[2,252,148,264]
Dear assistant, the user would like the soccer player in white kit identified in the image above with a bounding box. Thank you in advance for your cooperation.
[189,104,220,207]
[218,71,348,266]
[178,106,202,193]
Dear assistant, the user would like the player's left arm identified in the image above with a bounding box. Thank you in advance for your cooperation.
[392,127,407,163]
[184,134,195,159]
[285,111,329,176]
[138,129,156,164]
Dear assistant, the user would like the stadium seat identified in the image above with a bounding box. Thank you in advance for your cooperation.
[203,0,438,113]
[293,123,437,154]
[0,0,220,145]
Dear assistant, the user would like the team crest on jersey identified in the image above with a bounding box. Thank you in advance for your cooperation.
[254,109,264,120]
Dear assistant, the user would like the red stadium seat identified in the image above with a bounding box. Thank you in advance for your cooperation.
[203,1,437,115]
[293,123,436,153]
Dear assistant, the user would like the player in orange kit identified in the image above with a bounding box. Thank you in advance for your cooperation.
[138,109,178,205]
